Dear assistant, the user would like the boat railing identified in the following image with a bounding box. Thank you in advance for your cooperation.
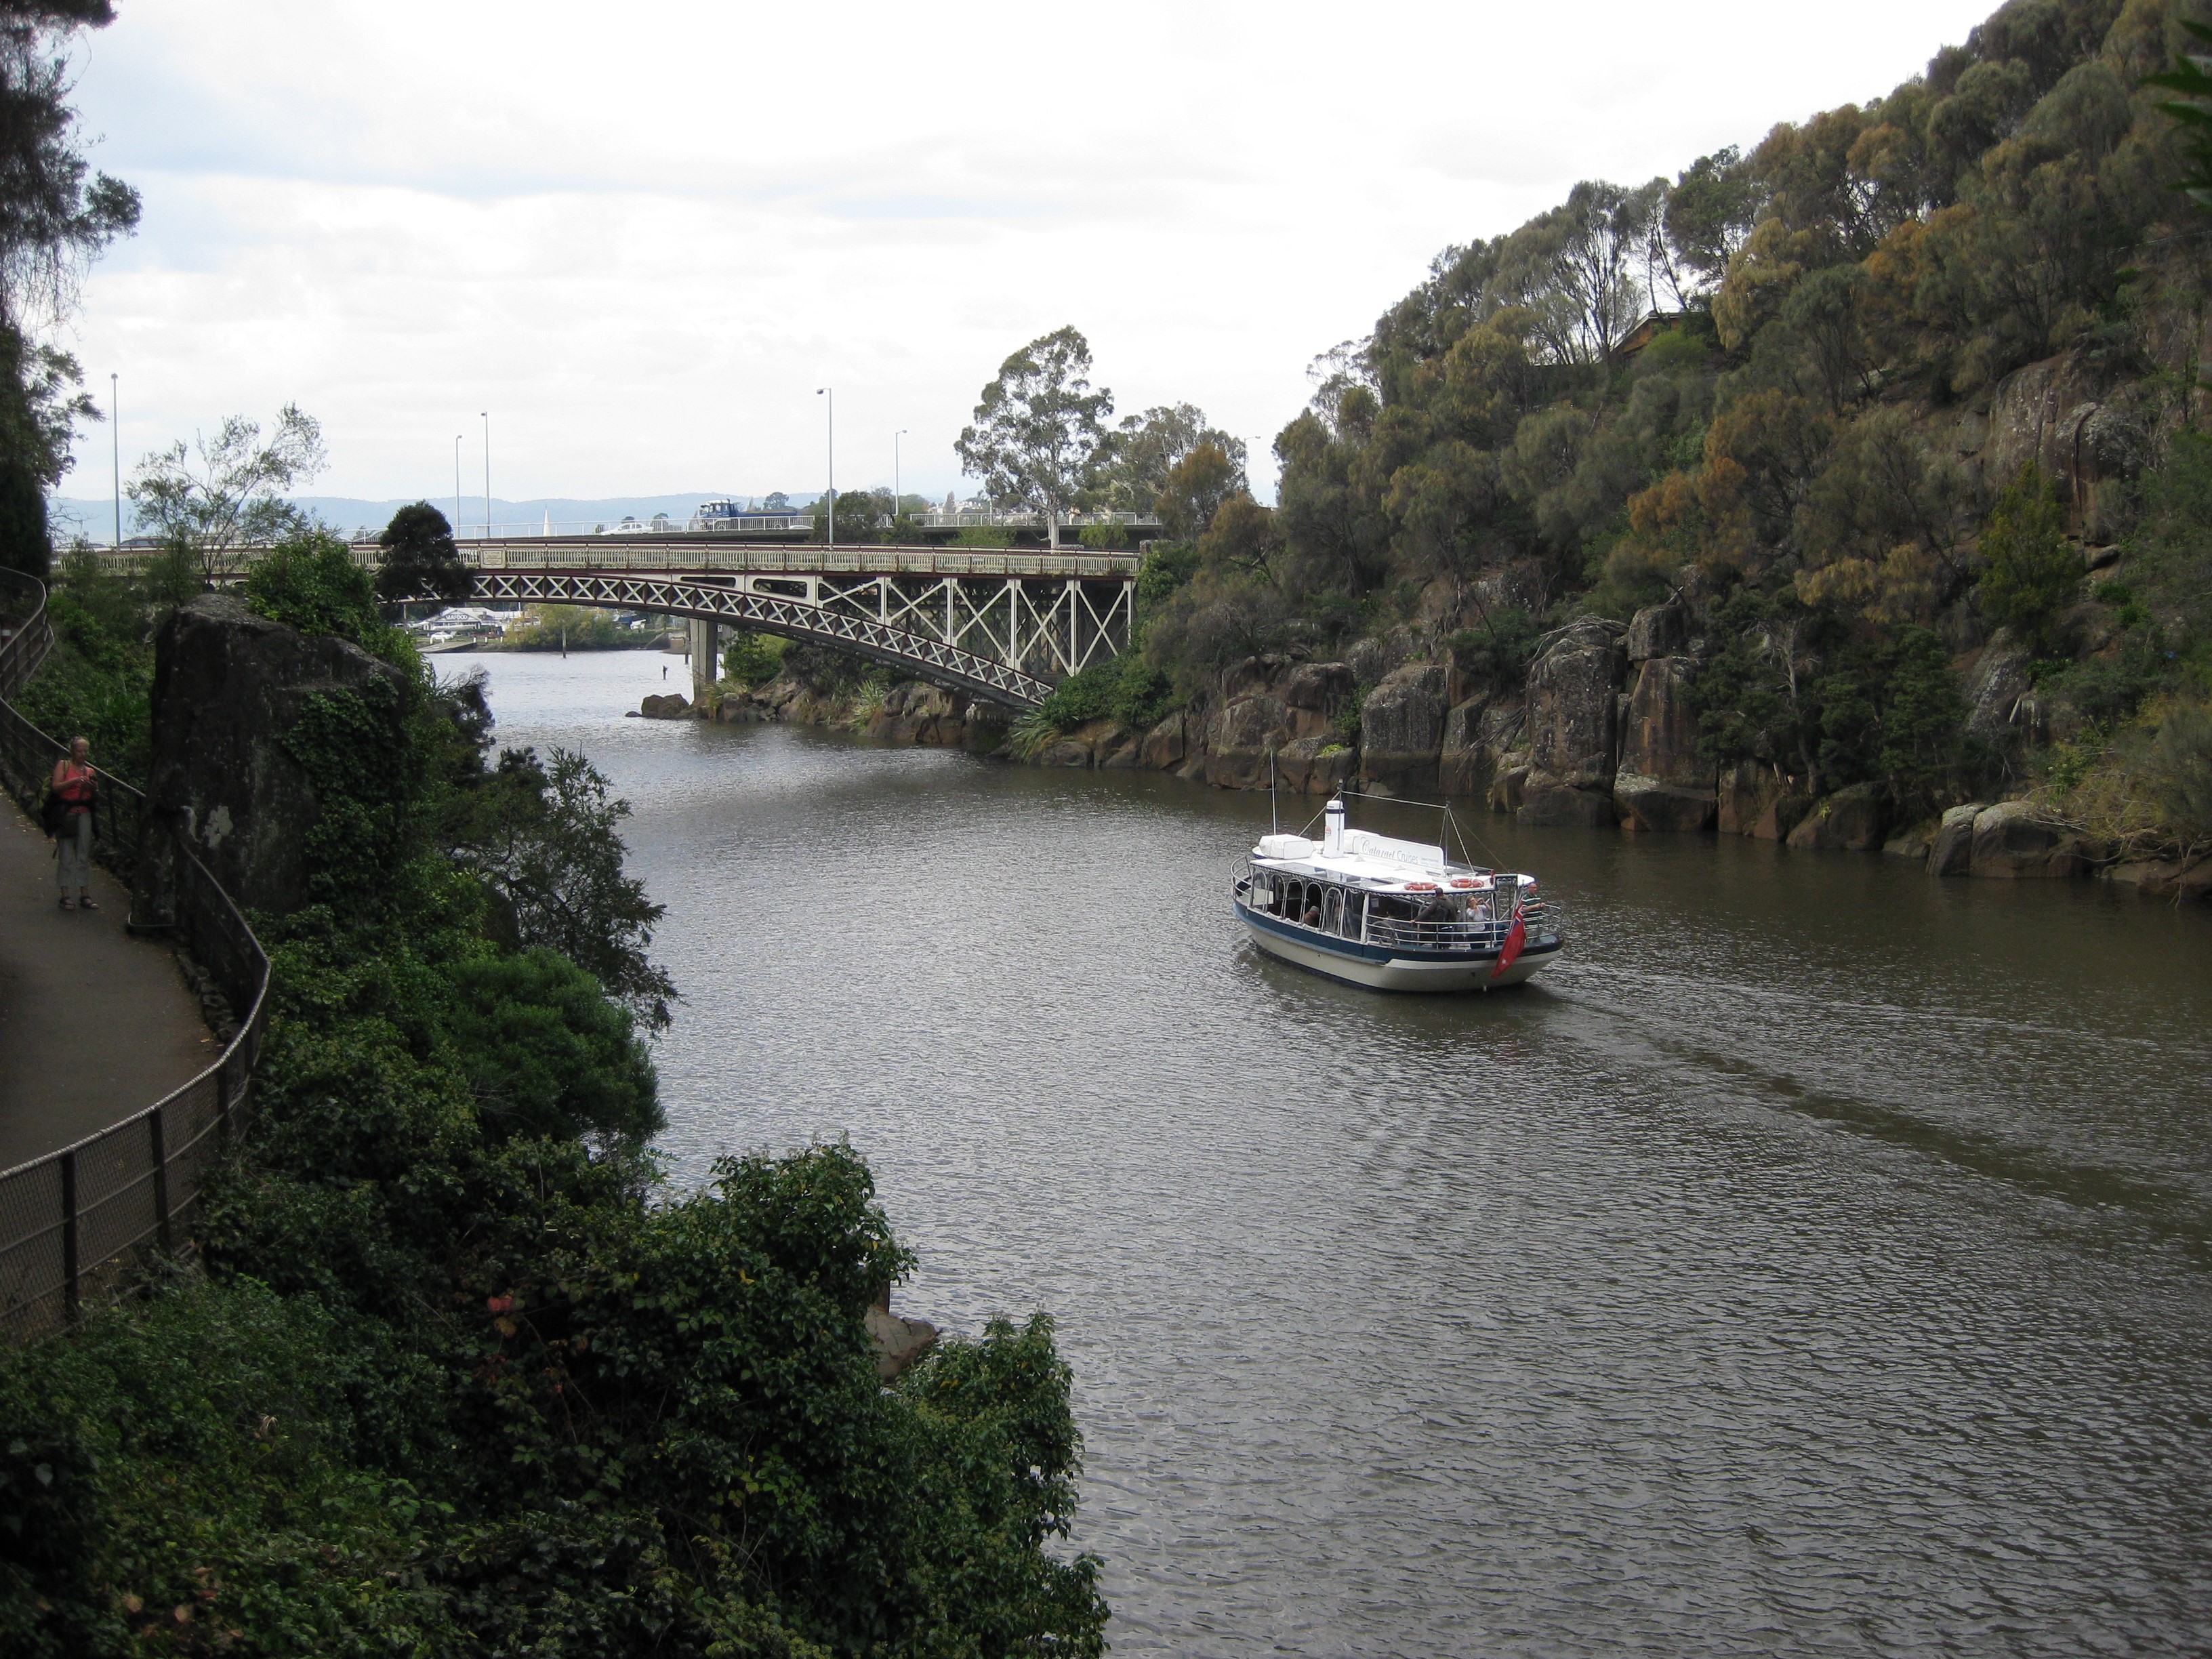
[1247,897,1557,954]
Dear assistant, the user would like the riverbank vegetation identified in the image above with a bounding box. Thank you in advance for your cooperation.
[2,537,1107,1653]
[968,0,2212,863]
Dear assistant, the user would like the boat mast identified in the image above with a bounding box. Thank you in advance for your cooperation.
[1269,745,1279,836]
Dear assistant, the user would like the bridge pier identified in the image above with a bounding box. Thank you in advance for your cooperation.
[689,617,718,708]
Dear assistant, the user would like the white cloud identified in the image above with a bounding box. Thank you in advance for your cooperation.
[57,0,2004,506]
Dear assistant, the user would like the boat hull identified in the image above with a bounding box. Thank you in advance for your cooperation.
[1234,898,1561,992]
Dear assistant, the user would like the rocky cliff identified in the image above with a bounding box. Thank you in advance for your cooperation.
[139,593,407,919]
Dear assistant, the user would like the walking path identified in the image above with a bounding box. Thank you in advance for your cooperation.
[0,800,213,1171]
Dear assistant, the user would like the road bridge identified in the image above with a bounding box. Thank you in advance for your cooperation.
[109,537,1142,711]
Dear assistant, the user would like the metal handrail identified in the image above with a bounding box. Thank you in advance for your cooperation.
[79,541,1143,581]
[0,567,270,1343]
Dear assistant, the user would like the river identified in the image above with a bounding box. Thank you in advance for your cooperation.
[453,649,2212,1656]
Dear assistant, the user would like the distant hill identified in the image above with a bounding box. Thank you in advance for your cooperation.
[43,491,827,542]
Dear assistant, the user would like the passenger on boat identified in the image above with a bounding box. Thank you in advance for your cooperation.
[1302,894,1323,926]
[1416,893,1452,926]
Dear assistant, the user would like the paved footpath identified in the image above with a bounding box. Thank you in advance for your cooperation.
[0,801,214,1172]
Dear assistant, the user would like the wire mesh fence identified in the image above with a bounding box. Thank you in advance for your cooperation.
[0,569,269,1344]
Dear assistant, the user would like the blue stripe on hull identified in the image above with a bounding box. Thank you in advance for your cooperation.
[1232,897,1563,992]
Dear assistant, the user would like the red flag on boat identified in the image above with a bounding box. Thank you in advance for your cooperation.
[1490,901,1527,980]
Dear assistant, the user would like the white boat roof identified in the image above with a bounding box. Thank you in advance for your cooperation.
[1250,830,1525,891]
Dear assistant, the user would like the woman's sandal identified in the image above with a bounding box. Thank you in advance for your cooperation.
[79,897,98,911]
[58,897,73,910]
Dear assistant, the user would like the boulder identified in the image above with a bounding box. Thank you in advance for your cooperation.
[1612,656,1713,830]
[1523,619,1624,794]
[1488,762,1529,816]
[1359,662,1448,794]
[1439,697,1498,798]
[1282,661,1356,739]
[140,593,409,920]
[1204,688,1295,790]
[1139,712,1187,771]
[1615,775,1715,833]
[1927,803,1987,876]
[2102,853,2212,902]
[1986,350,2151,540]
[1518,784,1614,828]
[1749,794,1814,841]
[1278,734,1353,795]
[1034,736,1093,768]
[865,1294,939,1383]
[1962,640,2036,747]
[1625,601,1686,663]
[1717,764,1783,836]
[1786,782,1890,852]
[1968,800,2087,878]
[1882,819,1939,861]
[638,691,692,719]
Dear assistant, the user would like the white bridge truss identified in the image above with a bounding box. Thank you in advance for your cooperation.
[160,539,1143,711]
[468,565,1136,710]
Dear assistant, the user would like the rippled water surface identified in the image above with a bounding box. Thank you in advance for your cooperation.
[455,650,2212,1656]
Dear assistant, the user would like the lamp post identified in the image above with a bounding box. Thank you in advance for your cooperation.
[454,434,462,535]
[109,373,119,548]
[894,428,907,527]
[815,388,834,548]
[480,411,491,537]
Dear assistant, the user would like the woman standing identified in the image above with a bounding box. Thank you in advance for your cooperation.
[49,736,98,911]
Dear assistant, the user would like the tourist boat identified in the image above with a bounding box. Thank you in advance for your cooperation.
[1232,796,1564,991]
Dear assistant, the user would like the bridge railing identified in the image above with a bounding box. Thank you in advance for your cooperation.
[79,542,1143,581]
[0,568,271,1345]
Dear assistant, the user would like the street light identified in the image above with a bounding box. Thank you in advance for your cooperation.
[815,388,834,549]
[454,434,462,535]
[109,373,119,548]
[894,428,908,526]
[480,411,491,538]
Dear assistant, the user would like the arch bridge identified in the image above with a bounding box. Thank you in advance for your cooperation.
[174,537,1141,710]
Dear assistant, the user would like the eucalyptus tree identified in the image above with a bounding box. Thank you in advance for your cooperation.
[0,0,140,575]
[128,404,329,583]
[956,326,1113,548]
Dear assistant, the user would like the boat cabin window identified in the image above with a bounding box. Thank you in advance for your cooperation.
[1322,888,1342,934]
[1339,890,1365,939]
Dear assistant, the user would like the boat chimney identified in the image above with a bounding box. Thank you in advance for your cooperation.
[1324,796,1345,857]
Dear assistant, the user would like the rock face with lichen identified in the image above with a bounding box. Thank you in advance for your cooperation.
[1614,656,1715,832]
[1518,619,1624,827]
[140,593,407,919]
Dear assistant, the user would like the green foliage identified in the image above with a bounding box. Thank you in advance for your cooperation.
[1446,604,1542,695]
[374,501,471,605]
[0,588,1106,1655]
[504,603,637,651]
[447,745,677,1032]
[441,947,661,1144]
[10,554,154,785]
[1033,653,1179,735]
[2145,17,2212,213]
[1134,539,1200,608]
[1076,518,1129,548]
[949,525,1013,548]
[721,627,787,688]
[1977,467,2081,653]
[243,529,408,658]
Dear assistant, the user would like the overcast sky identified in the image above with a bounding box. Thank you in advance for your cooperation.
[49,0,2003,512]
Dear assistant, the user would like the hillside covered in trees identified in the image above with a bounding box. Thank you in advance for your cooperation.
[1012,0,2205,874]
